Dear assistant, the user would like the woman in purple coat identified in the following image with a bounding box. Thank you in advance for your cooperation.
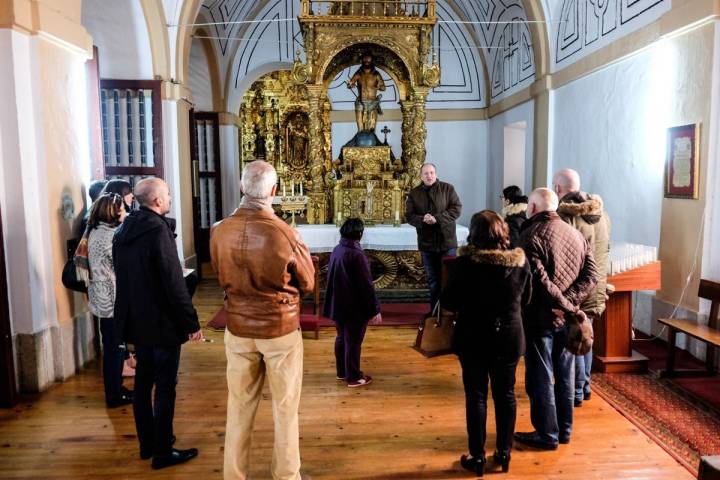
[323,218,382,387]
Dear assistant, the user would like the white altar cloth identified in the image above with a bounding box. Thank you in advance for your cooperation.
[296,224,469,253]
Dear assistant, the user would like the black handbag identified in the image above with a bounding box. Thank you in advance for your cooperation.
[62,258,87,293]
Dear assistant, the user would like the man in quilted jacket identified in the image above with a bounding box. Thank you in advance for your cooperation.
[515,188,598,450]
[554,169,611,407]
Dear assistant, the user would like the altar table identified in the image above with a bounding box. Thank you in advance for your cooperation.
[296,224,469,254]
[296,224,469,292]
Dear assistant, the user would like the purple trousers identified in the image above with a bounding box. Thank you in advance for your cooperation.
[334,321,368,382]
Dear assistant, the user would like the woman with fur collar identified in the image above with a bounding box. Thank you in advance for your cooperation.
[441,210,532,476]
[500,186,528,248]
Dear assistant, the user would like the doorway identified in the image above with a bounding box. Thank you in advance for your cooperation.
[189,111,223,266]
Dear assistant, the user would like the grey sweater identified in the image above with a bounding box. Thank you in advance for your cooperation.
[88,223,117,318]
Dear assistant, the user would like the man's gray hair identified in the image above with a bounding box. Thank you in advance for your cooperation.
[240,160,277,199]
[421,163,437,172]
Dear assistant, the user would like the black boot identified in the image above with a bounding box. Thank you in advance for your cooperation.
[493,451,511,473]
[460,454,486,477]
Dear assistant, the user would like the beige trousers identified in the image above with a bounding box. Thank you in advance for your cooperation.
[224,329,304,480]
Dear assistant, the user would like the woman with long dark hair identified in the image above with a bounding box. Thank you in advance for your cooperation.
[86,193,133,407]
[441,210,532,476]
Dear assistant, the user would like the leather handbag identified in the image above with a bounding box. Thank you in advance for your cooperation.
[565,313,594,356]
[61,257,87,293]
[413,302,456,357]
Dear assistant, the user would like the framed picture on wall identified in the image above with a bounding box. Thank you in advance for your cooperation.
[665,123,700,199]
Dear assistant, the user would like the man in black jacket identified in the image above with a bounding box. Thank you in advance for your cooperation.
[113,177,203,470]
[405,163,462,312]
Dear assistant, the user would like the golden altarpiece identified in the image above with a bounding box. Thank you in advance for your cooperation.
[240,1,439,224]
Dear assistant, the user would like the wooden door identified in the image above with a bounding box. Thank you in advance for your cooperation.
[189,111,222,265]
[0,206,17,407]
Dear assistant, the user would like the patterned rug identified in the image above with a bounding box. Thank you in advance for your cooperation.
[593,372,720,476]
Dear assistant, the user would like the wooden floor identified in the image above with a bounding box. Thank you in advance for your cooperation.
[0,280,692,479]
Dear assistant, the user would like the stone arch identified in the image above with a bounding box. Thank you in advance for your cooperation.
[139,0,172,80]
[522,0,551,77]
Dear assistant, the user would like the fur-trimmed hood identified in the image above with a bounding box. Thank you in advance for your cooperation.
[501,202,527,218]
[458,245,526,267]
[557,192,603,225]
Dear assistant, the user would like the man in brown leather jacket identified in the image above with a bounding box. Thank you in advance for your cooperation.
[554,169,611,407]
[514,188,597,451]
[405,163,462,312]
[210,160,315,480]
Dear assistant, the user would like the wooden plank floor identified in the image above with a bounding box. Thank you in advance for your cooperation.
[0,280,692,479]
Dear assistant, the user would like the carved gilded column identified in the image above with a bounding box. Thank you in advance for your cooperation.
[404,87,428,190]
[306,85,327,224]
[400,100,413,167]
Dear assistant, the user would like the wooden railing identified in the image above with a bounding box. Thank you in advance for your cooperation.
[301,0,435,18]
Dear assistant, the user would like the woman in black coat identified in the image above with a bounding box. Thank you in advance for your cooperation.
[441,210,532,476]
[500,185,528,248]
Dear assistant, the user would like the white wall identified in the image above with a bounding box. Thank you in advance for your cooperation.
[188,40,214,112]
[81,0,154,79]
[427,120,489,226]
[488,100,535,211]
[551,41,674,246]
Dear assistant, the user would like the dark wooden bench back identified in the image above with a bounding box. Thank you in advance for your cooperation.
[699,279,720,331]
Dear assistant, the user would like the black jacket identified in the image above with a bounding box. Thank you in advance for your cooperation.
[440,246,531,359]
[405,180,462,252]
[113,207,200,346]
[501,202,527,248]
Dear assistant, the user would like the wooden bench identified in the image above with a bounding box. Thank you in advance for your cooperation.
[659,279,720,377]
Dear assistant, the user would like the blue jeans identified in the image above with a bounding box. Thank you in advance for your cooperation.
[133,345,181,457]
[574,316,594,402]
[524,327,575,444]
[421,249,456,310]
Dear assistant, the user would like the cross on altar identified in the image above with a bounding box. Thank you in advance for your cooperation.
[381,125,391,145]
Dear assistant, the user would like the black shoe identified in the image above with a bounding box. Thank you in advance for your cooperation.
[559,437,570,445]
[120,386,133,396]
[584,391,591,401]
[106,393,133,408]
[460,454,485,477]
[140,435,177,460]
[574,399,583,407]
[151,448,198,470]
[513,432,558,451]
[492,451,511,473]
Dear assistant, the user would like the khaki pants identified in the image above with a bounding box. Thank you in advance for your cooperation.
[224,329,304,480]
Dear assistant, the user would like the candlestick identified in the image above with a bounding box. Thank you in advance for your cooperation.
[299,181,303,196]
[395,210,400,221]
[281,179,286,197]
[291,180,295,197]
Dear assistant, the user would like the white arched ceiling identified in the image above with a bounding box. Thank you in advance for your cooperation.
[82,0,154,79]
[200,0,507,110]
[451,0,536,102]
[544,0,670,73]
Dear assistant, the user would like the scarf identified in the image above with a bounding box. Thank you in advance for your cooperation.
[73,227,91,285]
